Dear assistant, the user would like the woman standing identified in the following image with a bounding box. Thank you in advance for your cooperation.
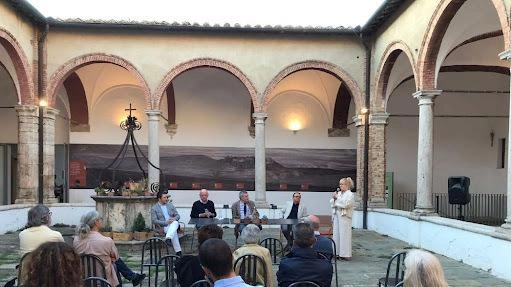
[330,177,355,260]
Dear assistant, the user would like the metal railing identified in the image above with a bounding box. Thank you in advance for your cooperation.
[395,193,507,226]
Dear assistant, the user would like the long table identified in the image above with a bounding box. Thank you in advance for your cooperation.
[188,218,301,228]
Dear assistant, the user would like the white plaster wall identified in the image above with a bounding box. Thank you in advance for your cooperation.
[367,209,511,281]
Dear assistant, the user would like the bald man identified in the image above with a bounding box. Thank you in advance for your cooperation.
[308,215,334,258]
[190,189,217,219]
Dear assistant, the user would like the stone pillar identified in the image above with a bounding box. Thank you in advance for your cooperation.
[499,50,511,229]
[253,112,268,207]
[146,110,161,189]
[15,105,39,203]
[413,90,441,214]
[353,115,365,209]
[369,112,389,208]
[43,107,59,204]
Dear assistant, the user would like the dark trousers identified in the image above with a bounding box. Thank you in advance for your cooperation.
[115,258,136,280]
[282,224,293,246]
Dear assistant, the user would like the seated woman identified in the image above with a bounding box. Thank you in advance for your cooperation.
[24,241,82,287]
[403,249,449,287]
[232,224,274,287]
[73,210,145,287]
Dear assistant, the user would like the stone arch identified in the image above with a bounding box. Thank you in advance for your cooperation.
[47,53,151,108]
[0,27,35,105]
[375,41,418,112]
[418,0,510,89]
[154,58,258,110]
[261,60,363,113]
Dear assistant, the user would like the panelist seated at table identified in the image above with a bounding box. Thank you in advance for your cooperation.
[231,191,261,233]
[281,192,309,251]
[190,189,217,218]
[151,190,182,257]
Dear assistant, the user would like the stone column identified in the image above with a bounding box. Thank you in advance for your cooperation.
[146,110,161,189]
[43,107,58,204]
[368,112,389,208]
[15,105,39,203]
[499,50,511,229]
[353,115,365,209]
[413,90,441,214]
[253,112,268,207]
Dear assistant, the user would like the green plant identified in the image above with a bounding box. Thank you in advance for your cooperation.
[132,212,146,232]
[95,186,107,196]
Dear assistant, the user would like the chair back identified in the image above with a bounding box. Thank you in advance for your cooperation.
[233,254,268,287]
[80,254,107,279]
[395,281,404,287]
[378,251,407,287]
[317,237,338,287]
[259,237,283,264]
[141,237,170,287]
[288,281,321,287]
[155,254,180,287]
[17,251,32,286]
[190,279,211,287]
[83,276,113,287]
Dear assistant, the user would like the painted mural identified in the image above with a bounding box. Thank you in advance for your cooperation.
[70,144,357,192]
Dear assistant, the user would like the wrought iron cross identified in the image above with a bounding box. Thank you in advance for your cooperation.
[125,103,136,117]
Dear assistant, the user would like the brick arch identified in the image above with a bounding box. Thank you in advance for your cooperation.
[375,41,418,112]
[261,60,363,113]
[47,53,151,108]
[0,28,35,105]
[418,0,510,90]
[154,58,258,110]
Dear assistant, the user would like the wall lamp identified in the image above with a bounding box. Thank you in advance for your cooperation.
[289,120,302,134]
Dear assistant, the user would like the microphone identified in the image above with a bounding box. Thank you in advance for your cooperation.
[336,188,340,192]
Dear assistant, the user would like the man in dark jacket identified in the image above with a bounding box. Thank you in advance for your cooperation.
[277,223,333,287]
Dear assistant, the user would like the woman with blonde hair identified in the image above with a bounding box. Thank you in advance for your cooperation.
[403,249,448,287]
[329,177,355,260]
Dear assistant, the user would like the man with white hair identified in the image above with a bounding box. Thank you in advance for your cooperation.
[190,189,216,219]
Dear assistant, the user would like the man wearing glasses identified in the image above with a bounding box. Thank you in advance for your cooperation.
[19,204,64,255]
[281,192,308,252]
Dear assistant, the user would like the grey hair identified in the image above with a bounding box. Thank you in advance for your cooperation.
[238,190,248,199]
[76,210,102,239]
[26,204,51,228]
[241,224,260,244]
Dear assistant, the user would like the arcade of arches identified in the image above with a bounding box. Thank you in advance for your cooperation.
[1,0,511,231]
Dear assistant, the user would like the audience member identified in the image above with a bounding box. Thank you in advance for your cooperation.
[73,210,145,286]
[281,192,308,251]
[403,249,449,287]
[231,190,259,234]
[199,238,252,287]
[175,224,224,287]
[151,190,182,256]
[233,224,274,287]
[19,204,64,255]
[330,177,355,260]
[277,223,332,287]
[23,241,82,287]
[191,189,216,218]
[307,215,334,259]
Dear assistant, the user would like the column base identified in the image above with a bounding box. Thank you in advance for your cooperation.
[369,197,386,208]
[501,221,511,229]
[15,198,37,204]
[254,200,270,208]
[412,208,437,215]
[44,197,59,204]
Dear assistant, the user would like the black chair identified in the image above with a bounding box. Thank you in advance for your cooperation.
[233,254,268,287]
[140,237,170,287]
[395,282,404,287]
[154,254,180,287]
[259,237,284,265]
[317,237,338,287]
[83,276,113,287]
[16,251,32,286]
[288,281,321,287]
[378,251,407,287]
[190,279,211,287]
[80,254,107,280]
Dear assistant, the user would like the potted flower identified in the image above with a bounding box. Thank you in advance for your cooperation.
[132,212,150,241]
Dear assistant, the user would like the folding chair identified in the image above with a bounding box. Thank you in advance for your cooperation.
[154,254,180,287]
[83,276,113,287]
[288,281,321,287]
[378,251,407,287]
[80,254,107,280]
[190,279,211,287]
[140,237,170,287]
[233,254,268,287]
[259,237,284,265]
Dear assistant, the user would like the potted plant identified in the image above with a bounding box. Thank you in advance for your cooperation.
[94,186,107,196]
[112,229,133,241]
[132,212,150,241]
[99,225,112,238]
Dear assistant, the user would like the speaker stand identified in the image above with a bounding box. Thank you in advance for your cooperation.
[457,204,465,221]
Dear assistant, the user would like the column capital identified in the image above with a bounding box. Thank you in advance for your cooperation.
[252,112,268,123]
[43,107,59,120]
[352,115,363,127]
[499,49,511,61]
[413,90,441,105]
[145,109,162,117]
[369,112,389,125]
[15,104,38,116]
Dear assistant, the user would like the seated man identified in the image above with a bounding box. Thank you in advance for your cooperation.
[190,189,216,221]
[277,223,333,287]
[151,190,182,256]
[19,204,64,255]
[308,215,334,259]
[174,224,224,287]
[281,192,308,251]
[199,238,251,287]
[233,224,274,287]
[231,190,259,236]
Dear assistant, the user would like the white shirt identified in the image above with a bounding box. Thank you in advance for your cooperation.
[159,203,170,221]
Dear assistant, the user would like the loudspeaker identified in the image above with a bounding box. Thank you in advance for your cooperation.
[448,176,470,205]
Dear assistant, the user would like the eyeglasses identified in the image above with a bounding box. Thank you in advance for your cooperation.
[293,195,301,198]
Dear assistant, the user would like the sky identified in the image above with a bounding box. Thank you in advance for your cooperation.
[26,0,386,28]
